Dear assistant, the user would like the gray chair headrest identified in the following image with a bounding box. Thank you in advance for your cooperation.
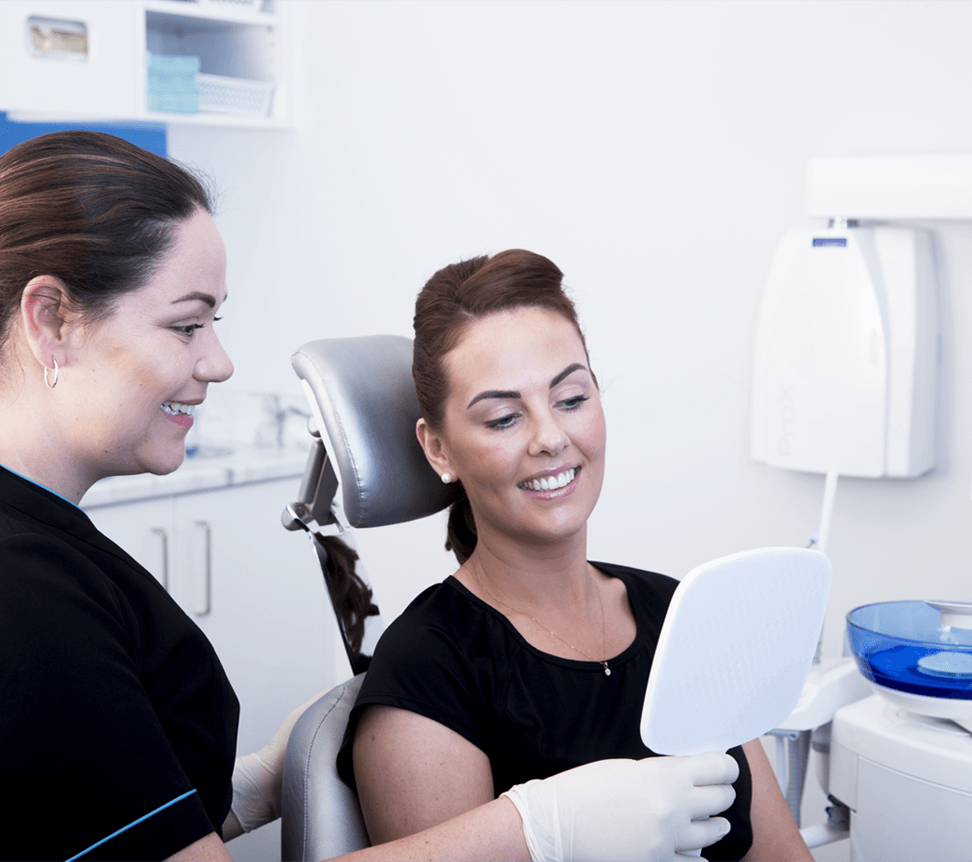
[291,335,450,528]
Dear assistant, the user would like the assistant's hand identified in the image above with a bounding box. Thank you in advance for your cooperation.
[501,752,739,862]
[230,691,324,835]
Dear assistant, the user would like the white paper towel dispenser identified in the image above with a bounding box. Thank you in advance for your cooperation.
[751,224,937,478]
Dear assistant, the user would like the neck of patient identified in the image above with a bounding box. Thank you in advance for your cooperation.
[461,527,593,612]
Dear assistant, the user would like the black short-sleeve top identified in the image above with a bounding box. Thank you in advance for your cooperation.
[0,466,239,861]
[337,561,753,861]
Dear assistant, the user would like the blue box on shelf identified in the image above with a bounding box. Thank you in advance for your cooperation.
[147,52,200,114]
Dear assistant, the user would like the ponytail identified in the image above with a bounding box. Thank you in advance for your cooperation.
[444,483,477,565]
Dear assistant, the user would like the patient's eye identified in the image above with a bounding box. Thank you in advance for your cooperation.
[486,412,520,430]
[559,395,590,411]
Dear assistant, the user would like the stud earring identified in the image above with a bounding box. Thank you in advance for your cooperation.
[44,357,59,389]
[441,472,452,484]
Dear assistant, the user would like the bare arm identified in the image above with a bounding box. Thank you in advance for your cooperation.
[353,704,495,844]
[740,738,813,862]
[163,799,528,862]
[164,832,234,861]
[164,706,505,862]
[334,796,529,862]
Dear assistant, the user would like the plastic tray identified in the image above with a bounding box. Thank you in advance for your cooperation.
[197,73,272,117]
[847,601,972,701]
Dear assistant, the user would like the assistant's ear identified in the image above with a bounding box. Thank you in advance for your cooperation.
[20,276,72,370]
[416,417,455,482]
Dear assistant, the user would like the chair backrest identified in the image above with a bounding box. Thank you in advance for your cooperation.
[282,336,452,860]
[290,334,450,529]
[281,675,368,861]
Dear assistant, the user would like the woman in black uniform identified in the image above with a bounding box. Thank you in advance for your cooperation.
[0,134,738,862]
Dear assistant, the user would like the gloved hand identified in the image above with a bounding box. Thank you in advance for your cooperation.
[501,752,739,862]
[230,691,324,834]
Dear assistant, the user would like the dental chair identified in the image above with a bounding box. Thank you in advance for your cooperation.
[279,335,450,861]
[277,335,862,861]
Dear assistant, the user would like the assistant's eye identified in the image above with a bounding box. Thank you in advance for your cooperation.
[486,413,520,430]
[174,323,205,337]
[173,317,221,338]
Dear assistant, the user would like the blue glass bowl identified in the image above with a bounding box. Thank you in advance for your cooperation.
[846,601,972,701]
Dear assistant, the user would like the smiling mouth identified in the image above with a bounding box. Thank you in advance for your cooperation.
[518,467,577,492]
[161,401,195,417]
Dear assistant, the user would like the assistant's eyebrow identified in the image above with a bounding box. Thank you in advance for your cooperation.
[171,291,219,308]
[466,363,589,409]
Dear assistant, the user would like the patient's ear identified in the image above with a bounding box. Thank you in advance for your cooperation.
[416,417,454,479]
[20,276,72,369]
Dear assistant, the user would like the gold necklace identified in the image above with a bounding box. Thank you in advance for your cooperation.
[475,572,612,676]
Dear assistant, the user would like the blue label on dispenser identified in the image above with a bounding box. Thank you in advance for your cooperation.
[812,237,847,247]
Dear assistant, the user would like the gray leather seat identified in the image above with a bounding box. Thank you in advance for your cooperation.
[281,674,368,861]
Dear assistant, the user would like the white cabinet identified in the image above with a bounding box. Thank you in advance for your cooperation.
[0,0,290,127]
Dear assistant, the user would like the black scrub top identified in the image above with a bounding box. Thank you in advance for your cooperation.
[0,465,239,860]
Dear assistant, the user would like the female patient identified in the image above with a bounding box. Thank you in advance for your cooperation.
[339,249,813,861]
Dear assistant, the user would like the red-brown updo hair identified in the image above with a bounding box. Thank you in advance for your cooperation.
[412,248,593,564]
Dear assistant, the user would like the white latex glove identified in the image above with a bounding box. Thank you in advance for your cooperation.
[230,691,324,834]
[501,753,739,862]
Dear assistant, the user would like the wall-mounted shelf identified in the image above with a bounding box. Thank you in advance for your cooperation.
[0,0,290,129]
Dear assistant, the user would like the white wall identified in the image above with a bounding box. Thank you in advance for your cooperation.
[169,0,972,848]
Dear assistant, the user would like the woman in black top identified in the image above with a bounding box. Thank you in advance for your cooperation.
[0,134,738,861]
[345,250,813,861]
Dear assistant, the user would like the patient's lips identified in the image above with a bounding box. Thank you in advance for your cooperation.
[518,466,578,494]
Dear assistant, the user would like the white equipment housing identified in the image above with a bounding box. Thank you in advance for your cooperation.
[751,225,938,478]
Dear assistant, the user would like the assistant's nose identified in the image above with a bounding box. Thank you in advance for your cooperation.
[195,331,234,383]
[528,408,570,458]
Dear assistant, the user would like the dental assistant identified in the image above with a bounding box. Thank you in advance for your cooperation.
[0,132,739,862]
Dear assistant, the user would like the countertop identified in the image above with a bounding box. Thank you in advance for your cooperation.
[81,445,310,509]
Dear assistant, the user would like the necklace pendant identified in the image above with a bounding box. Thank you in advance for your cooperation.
[603,663,611,677]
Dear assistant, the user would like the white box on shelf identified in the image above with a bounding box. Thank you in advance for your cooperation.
[197,72,272,116]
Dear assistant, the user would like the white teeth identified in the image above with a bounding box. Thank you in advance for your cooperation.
[161,401,195,416]
[519,468,576,492]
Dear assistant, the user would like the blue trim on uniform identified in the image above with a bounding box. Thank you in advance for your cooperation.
[65,789,198,861]
[0,463,80,510]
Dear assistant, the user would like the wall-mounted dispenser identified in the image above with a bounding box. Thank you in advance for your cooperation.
[751,222,938,479]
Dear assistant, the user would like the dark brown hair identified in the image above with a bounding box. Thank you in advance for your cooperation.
[0,130,213,360]
[412,248,592,564]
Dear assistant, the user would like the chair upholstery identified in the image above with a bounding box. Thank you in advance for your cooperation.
[290,334,450,529]
[282,335,453,860]
[281,675,369,861]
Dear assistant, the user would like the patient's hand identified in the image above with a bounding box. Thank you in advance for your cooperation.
[503,753,738,862]
[353,704,495,844]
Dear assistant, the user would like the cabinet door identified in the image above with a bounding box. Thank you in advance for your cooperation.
[0,1,138,118]
[173,480,335,755]
[84,496,175,591]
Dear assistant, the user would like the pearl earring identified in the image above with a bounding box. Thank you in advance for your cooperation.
[441,472,452,484]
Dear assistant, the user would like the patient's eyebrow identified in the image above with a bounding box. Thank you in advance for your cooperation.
[467,389,520,409]
[550,363,588,387]
[466,363,590,409]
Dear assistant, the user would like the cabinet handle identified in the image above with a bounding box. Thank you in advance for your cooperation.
[151,527,169,591]
[195,520,212,617]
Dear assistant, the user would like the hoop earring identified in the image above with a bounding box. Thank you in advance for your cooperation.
[44,357,59,390]
[441,472,453,484]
